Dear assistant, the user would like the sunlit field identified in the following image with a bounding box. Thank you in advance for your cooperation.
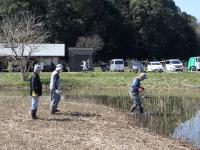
[0,71,200,149]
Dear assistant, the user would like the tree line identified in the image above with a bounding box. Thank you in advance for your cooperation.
[0,0,200,60]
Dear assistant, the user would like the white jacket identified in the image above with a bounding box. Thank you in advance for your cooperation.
[50,70,60,90]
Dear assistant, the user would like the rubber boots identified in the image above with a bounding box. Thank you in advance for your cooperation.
[130,106,136,112]
[31,109,37,119]
[139,107,144,113]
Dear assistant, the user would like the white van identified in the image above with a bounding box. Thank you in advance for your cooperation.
[147,61,164,72]
[165,59,184,71]
[110,59,124,72]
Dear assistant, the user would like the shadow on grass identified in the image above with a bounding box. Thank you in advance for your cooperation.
[37,112,101,122]
[46,118,71,122]
[37,116,72,122]
[64,111,101,117]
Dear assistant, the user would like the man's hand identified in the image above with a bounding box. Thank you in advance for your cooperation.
[55,90,59,94]
[55,89,61,94]
[140,87,145,90]
[139,87,145,92]
[32,91,36,96]
[32,91,39,97]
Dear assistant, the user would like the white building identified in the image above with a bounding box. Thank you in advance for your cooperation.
[0,44,65,68]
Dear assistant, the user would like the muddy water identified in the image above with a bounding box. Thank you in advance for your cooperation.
[1,89,200,148]
[172,111,200,147]
[135,95,200,148]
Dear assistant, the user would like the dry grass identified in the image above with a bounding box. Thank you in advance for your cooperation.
[0,96,198,150]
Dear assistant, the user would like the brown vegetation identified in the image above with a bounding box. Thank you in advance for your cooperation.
[0,96,198,150]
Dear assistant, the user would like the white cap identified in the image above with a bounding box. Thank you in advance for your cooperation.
[56,64,63,71]
[34,64,41,73]
[139,73,147,79]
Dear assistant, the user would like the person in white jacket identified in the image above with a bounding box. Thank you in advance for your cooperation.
[81,60,87,71]
[50,64,63,114]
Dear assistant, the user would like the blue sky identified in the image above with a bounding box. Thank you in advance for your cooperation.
[174,0,200,21]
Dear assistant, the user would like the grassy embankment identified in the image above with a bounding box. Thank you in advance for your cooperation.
[0,71,200,96]
[0,71,200,113]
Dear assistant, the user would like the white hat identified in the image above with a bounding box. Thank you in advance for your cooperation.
[139,73,147,79]
[34,64,41,73]
[56,64,63,71]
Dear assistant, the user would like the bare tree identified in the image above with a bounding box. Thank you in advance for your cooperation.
[76,34,104,50]
[0,11,50,81]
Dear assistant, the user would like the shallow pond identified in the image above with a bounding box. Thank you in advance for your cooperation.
[129,95,200,148]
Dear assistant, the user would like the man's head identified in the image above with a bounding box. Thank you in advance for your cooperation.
[138,73,147,81]
[34,64,41,74]
[56,64,63,73]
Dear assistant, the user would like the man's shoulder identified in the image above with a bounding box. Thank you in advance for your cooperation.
[132,78,139,82]
[32,72,37,78]
[51,71,59,78]
[132,78,140,84]
[51,70,57,75]
[31,73,40,82]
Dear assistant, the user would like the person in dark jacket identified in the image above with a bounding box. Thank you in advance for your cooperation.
[129,73,147,113]
[30,64,42,119]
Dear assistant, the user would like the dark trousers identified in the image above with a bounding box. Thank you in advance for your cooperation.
[129,91,143,113]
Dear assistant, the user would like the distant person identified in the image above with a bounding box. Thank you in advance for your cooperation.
[30,64,42,119]
[86,59,90,70]
[81,60,87,71]
[0,61,2,72]
[100,61,106,71]
[51,62,55,71]
[40,62,44,71]
[100,61,108,72]
[50,64,63,114]
[129,73,147,113]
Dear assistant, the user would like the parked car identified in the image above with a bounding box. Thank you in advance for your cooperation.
[187,56,200,71]
[100,62,110,72]
[110,59,124,72]
[165,59,184,71]
[42,65,55,72]
[129,61,144,72]
[147,61,164,72]
[8,64,21,72]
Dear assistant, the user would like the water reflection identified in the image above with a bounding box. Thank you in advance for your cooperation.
[141,95,196,135]
[172,110,200,147]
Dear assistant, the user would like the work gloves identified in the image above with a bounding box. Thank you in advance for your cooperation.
[55,89,62,95]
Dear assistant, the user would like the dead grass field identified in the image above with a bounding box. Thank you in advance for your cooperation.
[0,96,198,150]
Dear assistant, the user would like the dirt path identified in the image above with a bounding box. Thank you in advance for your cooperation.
[0,96,198,150]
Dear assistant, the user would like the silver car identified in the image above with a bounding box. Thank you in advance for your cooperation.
[129,61,144,72]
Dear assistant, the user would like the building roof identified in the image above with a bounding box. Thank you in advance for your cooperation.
[68,47,95,56]
[68,47,94,51]
[0,44,65,57]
